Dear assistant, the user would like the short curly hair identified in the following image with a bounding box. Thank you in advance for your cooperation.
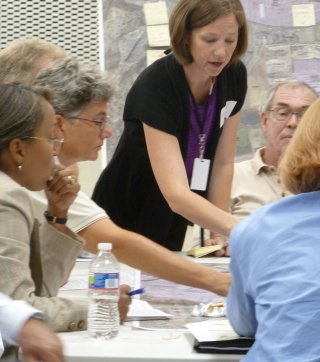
[33,57,114,117]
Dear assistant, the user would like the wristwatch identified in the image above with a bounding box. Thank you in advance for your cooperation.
[44,210,67,225]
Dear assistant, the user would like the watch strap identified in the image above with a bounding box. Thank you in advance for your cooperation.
[44,210,67,225]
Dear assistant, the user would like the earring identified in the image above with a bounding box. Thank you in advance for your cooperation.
[18,164,22,171]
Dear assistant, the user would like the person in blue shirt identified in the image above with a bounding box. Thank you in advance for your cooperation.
[227,97,320,361]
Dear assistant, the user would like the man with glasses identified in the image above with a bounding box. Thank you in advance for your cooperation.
[201,81,317,253]
[231,81,318,219]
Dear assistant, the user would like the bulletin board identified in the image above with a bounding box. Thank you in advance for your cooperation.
[101,0,320,161]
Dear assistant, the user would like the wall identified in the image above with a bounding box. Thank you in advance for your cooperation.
[0,0,103,197]
[1,0,320,195]
[101,0,320,163]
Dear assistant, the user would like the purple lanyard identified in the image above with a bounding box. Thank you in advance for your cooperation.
[188,81,214,159]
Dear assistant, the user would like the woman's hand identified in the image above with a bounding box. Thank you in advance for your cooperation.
[45,164,80,216]
[204,233,230,257]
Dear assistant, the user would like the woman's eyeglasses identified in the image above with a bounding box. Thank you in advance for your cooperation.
[69,116,110,131]
[22,136,64,151]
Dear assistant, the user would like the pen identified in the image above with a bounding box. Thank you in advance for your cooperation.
[127,287,145,296]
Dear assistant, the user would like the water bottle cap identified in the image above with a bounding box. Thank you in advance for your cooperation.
[98,242,112,251]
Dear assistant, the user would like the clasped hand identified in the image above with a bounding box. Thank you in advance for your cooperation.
[45,164,80,214]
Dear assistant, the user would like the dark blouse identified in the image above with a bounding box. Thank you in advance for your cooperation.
[92,54,247,250]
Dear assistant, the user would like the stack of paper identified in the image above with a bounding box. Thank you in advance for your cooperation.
[187,245,222,258]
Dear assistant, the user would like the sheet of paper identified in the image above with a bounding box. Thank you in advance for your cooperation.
[146,24,170,47]
[127,299,172,321]
[292,4,315,27]
[144,1,168,25]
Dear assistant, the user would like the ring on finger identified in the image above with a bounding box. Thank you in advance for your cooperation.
[67,175,76,185]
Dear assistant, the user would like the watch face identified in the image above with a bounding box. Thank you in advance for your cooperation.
[44,211,67,224]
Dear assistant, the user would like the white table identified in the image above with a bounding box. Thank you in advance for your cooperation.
[58,258,242,362]
[59,326,242,362]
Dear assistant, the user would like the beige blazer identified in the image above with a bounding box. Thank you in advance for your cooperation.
[0,171,87,332]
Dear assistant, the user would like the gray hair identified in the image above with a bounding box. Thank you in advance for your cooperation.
[0,83,51,155]
[33,57,114,118]
[0,37,67,85]
[261,81,318,113]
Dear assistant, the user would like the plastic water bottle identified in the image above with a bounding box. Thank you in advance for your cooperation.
[87,242,120,339]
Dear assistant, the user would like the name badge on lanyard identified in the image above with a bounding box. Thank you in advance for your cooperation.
[190,157,210,191]
[189,81,214,191]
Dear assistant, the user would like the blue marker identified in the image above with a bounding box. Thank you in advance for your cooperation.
[128,287,145,296]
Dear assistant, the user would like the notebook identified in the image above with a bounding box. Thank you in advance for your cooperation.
[186,319,254,354]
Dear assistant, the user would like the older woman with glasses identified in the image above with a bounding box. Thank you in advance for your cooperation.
[0,83,131,333]
[33,57,113,167]
[30,55,230,297]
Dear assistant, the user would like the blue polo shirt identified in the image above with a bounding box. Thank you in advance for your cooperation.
[227,191,320,361]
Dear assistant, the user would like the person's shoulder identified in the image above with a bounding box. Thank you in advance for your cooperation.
[231,198,278,240]
[135,54,181,84]
[0,172,29,201]
[228,60,247,72]
[281,191,320,212]
[219,61,247,91]
[223,60,246,76]
[234,157,253,172]
[128,56,166,95]
[72,190,105,210]
[218,60,247,100]
[0,173,35,224]
[233,155,257,183]
[137,54,170,78]
[127,54,183,103]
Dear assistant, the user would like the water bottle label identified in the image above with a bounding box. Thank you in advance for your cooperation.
[89,272,119,290]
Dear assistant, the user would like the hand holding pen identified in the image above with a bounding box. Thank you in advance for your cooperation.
[128,288,145,297]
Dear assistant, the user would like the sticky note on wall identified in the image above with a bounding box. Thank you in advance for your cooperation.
[292,4,315,27]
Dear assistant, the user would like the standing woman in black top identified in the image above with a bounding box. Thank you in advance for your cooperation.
[93,0,249,251]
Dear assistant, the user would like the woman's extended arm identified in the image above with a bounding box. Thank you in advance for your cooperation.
[79,218,230,296]
[207,112,241,211]
[143,123,237,237]
[205,112,241,252]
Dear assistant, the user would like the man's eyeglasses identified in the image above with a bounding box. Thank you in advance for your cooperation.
[22,136,64,151]
[270,106,308,122]
[69,116,110,131]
